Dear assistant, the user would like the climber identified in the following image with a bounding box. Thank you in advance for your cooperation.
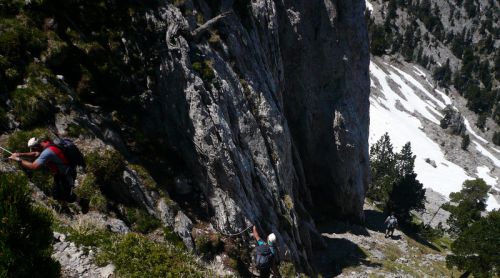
[9,137,89,214]
[384,212,398,238]
[252,225,281,278]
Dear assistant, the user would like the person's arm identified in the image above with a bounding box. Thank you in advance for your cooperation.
[13,151,40,158]
[8,154,42,170]
[252,225,262,242]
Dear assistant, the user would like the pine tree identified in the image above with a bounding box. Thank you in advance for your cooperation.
[446,210,500,278]
[464,0,477,18]
[443,179,490,236]
[433,59,452,87]
[476,114,487,131]
[493,131,500,146]
[370,25,389,56]
[368,136,425,223]
[461,134,470,150]
[367,133,397,203]
[387,143,426,223]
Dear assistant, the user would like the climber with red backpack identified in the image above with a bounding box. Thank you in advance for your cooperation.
[9,137,89,214]
[252,225,281,278]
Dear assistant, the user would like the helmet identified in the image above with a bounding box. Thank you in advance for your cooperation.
[267,233,276,245]
[27,137,40,148]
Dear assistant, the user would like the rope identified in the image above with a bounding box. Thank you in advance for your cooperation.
[215,224,253,237]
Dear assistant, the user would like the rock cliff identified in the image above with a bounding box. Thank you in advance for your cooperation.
[0,0,370,273]
[120,0,370,270]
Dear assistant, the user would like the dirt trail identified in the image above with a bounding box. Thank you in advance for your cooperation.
[311,204,449,278]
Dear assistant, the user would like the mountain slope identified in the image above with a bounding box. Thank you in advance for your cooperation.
[369,56,499,210]
[0,0,370,275]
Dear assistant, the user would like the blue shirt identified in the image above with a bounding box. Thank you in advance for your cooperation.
[35,148,68,174]
[257,239,275,255]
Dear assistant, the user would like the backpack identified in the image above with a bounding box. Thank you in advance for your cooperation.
[388,216,398,228]
[255,244,274,270]
[52,138,86,169]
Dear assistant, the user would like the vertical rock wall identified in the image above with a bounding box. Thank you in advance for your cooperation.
[88,0,369,272]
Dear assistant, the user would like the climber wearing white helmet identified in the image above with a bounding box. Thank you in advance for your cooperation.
[252,225,281,278]
[9,137,89,214]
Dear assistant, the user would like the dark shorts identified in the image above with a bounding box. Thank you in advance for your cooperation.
[52,174,76,202]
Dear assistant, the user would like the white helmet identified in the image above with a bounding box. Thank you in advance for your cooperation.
[267,233,276,245]
[27,137,40,148]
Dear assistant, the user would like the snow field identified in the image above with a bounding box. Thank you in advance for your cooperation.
[370,60,499,210]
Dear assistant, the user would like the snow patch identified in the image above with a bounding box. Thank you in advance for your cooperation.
[434,89,453,106]
[476,166,498,186]
[463,118,489,144]
[370,100,471,200]
[370,61,442,125]
[391,65,447,109]
[412,66,426,77]
[473,141,500,167]
[370,59,500,211]
[486,196,500,211]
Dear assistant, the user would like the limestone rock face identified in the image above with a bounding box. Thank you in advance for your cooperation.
[52,232,115,278]
[53,0,369,271]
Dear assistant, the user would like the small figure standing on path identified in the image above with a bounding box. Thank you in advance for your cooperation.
[252,225,281,278]
[384,212,398,238]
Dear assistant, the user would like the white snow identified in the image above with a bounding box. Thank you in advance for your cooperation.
[365,0,373,11]
[371,62,442,125]
[473,141,500,167]
[370,100,472,199]
[476,166,498,186]
[486,196,500,210]
[434,89,453,106]
[493,147,500,154]
[463,118,489,144]
[370,60,500,209]
[391,65,447,109]
[476,166,499,211]
[413,66,426,77]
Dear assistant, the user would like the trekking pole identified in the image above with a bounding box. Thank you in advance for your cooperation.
[0,146,13,155]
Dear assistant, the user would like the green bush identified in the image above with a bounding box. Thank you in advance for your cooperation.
[96,233,208,278]
[192,60,215,83]
[66,225,114,250]
[124,207,161,234]
[164,227,185,249]
[85,149,125,187]
[0,17,47,90]
[194,233,223,260]
[74,173,107,212]
[129,164,157,190]
[0,172,60,277]
[10,86,53,128]
[30,170,55,196]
